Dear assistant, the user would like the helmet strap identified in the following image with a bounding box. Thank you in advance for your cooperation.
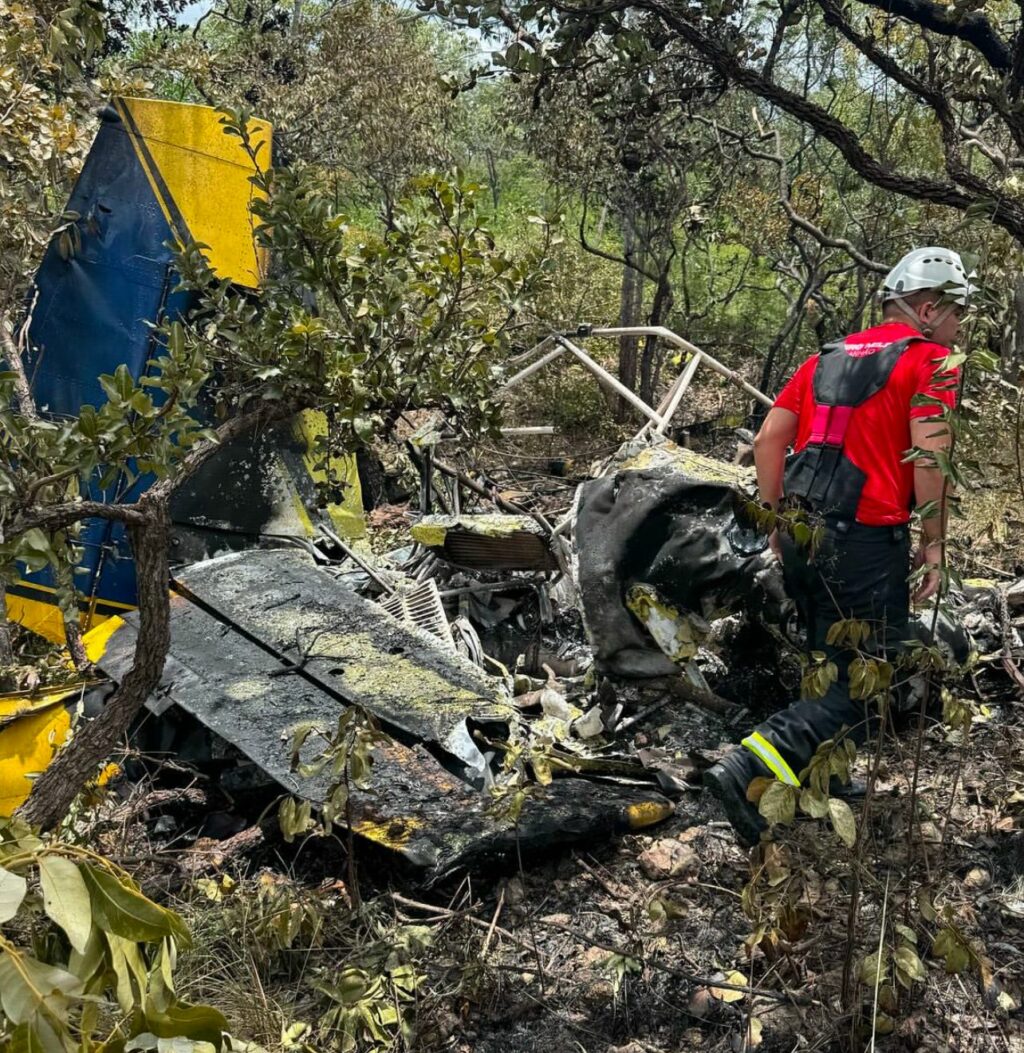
[891,296,926,331]
[889,294,955,338]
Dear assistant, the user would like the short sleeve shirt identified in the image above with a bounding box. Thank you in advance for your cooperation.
[773,322,958,525]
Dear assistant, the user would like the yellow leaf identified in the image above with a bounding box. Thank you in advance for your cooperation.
[710,970,748,1003]
[828,798,857,848]
[758,782,796,825]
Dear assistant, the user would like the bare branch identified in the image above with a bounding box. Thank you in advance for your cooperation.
[695,115,889,273]
[1,307,39,424]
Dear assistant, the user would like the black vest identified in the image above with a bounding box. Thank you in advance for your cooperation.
[783,337,921,521]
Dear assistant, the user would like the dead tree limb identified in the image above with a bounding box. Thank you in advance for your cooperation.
[16,497,171,831]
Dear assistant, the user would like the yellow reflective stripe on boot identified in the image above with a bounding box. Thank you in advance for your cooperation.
[741,732,800,786]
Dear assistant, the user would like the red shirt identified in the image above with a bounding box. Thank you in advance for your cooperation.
[774,322,958,526]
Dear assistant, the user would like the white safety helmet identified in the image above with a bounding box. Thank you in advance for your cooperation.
[881,246,978,306]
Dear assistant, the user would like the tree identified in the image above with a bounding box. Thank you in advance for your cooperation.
[421,0,1024,380]
[516,30,728,407]
[131,0,467,223]
[2,20,554,828]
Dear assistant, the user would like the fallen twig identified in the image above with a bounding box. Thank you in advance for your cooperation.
[998,587,1024,696]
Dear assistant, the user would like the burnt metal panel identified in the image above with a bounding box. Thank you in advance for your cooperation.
[169,549,512,775]
[99,593,673,882]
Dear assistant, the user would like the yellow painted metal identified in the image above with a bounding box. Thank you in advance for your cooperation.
[291,409,366,539]
[4,581,128,646]
[5,591,68,645]
[0,705,72,817]
[626,799,676,829]
[0,617,125,817]
[115,96,272,288]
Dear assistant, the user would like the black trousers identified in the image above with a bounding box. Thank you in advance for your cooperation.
[742,522,912,784]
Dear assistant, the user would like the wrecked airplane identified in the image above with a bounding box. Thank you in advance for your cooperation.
[2,100,984,882]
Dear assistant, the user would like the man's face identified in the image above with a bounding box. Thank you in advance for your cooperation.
[918,298,964,349]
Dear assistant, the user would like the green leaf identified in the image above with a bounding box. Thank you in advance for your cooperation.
[145,1001,228,1049]
[894,944,927,985]
[83,865,189,947]
[799,787,830,819]
[38,856,92,953]
[917,887,938,923]
[68,924,105,985]
[828,798,857,848]
[12,529,56,574]
[0,865,27,923]
[106,931,147,1013]
[8,1023,48,1053]
[0,951,83,1024]
[859,950,887,986]
[758,781,796,825]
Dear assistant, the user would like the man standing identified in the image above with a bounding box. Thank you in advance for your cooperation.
[704,247,974,844]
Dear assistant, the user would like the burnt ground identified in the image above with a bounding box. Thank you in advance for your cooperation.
[79,429,1024,1052]
[90,655,1024,1053]
[385,668,1024,1053]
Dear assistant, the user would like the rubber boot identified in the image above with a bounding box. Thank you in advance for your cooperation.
[703,748,771,847]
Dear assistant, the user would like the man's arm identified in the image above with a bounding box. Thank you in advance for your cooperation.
[909,415,953,603]
[754,407,799,509]
[754,407,798,558]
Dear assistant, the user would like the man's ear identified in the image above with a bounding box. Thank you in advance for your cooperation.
[916,297,940,335]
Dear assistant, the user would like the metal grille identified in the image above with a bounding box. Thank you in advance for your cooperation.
[379,579,455,651]
[440,531,558,572]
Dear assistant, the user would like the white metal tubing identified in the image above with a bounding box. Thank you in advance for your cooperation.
[501,344,567,393]
[508,333,556,366]
[555,337,665,429]
[590,326,773,408]
[501,425,556,435]
[636,367,685,441]
[655,350,703,435]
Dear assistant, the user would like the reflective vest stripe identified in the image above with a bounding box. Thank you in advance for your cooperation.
[741,732,800,787]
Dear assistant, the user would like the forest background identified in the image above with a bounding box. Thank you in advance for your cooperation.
[5,0,1024,1050]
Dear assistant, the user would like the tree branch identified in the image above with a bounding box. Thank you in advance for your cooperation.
[641,0,1024,245]
[817,0,1022,191]
[578,194,661,284]
[1,308,39,424]
[16,499,171,831]
[851,0,1011,72]
[696,115,889,273]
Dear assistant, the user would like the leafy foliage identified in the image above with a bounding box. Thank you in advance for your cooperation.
[0,819,227,1052]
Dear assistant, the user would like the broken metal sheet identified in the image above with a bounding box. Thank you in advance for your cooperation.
[575,438,789,678]
[170,549,511,779]
[410,514,558,572]
[626,584,710,664]
[608,437,757,487]
[98,597,673,882]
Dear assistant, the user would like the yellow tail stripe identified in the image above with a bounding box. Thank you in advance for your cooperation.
[742,732,800,786]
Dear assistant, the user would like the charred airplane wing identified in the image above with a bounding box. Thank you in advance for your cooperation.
[97,550,673,881]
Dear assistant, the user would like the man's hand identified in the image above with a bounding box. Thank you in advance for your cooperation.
[768,529,783,562]
[912,541,944,603]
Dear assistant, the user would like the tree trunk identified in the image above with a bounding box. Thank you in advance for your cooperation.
[1010,274,1024,379]
[640,269,674,408]
[758,272,819,399]
[17,500,171,831]
[616,209,644,421]
[0,572,13,687]
[485,148,500,210]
